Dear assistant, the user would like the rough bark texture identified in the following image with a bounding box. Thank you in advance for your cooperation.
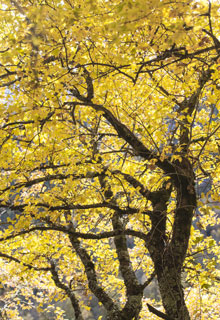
[112,212,143,320]
[145,157,196,320]
[50,260,84,320]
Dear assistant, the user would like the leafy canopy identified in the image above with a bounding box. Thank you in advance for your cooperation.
[0,0,220,319]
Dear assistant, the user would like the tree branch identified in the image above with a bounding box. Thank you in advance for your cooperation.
[64,101,174,175]
[0,252,50,271]
[0,169,107,194]
[68,233,121,317]
[49,260,84,320]
[0,226,149,243]
[99,175,143,320]
[147,303,174,320]
[111,170,150,198]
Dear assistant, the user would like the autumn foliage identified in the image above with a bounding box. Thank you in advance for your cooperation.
[0,0,220,319]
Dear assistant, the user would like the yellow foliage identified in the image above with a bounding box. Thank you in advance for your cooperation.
[0,0,220,319]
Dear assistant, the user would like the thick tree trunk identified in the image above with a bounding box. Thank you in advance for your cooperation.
[149,242,191,320]
[147,159,196,319]
[156,256,190,320]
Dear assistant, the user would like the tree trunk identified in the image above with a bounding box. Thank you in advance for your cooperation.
[148,244,191,320]
[156,255,190,320]
[147,158,196,319]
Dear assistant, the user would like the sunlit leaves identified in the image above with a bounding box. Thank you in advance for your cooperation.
[0,0,220,319]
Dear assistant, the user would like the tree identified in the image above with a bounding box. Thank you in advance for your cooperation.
[0,0,220,319]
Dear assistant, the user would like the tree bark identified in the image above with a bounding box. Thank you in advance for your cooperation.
[146,159,196,320]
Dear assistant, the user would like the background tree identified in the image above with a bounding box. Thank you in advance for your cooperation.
[0,0,220,319]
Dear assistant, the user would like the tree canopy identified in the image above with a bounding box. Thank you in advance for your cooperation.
[0,0,220,319]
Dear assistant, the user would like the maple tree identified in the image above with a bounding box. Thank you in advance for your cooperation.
[0,0,220,319]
